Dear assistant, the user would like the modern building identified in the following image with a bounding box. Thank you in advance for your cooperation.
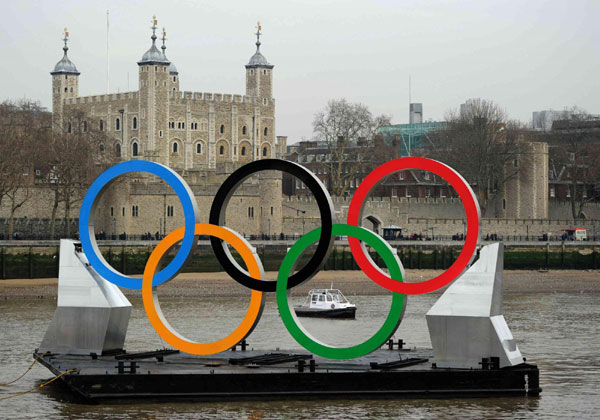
[409,103,423,124]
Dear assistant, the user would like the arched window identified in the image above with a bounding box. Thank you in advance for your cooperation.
[83,121,87,132]
[241,146,246,156]
[99,143,105,152]
[196,143,202,154]
[115,143,121,158]
[67,122,72,133]
[132,142,139,157]
[99,119,104,131]
[173,142,178,153]
[264,127,268,136]
[262,147,267,157]
[116,118,121,131]
[242,126,247,135]
[220,125,225,134]
[173,76,177,82]
[132,117,137,129]
[219,145,225,155]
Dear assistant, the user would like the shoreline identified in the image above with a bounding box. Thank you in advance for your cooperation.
[1,269,599,300]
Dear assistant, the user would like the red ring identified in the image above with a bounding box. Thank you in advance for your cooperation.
[347,157,480,294]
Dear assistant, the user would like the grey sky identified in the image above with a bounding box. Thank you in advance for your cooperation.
[2,0,598,142]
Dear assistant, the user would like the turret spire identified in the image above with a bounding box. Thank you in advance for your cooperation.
[51,27,80,75]
[255,21,262,53]
[246,21,273,69]
[138,15,170,65]
[161,27,167,55]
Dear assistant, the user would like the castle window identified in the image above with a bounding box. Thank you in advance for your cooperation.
[64,87,67,92]
[220,125,225,134]
[173,76,177,82]
[132,117,137,130]
[241,146,246,156]
[65,75,68,80]
[67,122,72,133]
[122,207,125,217]
[115,143,121,158]
[264,127,268,136]
[173,142,178,153]
[248,207,254,218]
[182,122,185,129]
[270,206,274,216]
[163,67,166,72]
[70,87,73,93]
[173,88,176,92]
[115,118,121,131]
[514,158,519,168]
[132,205,139,217]
[132,142,139,157]
[219,145,224,155]
[242,126,247,135]
[263,98,267,105]
[155,80,158,87]
[178,122,181,129]
[503,199,506,210]
[250,69,254,75]
[163,81,166,87]
[167,205,174,217]
[99,143,105,152]
[196,143,202,154]
[154,66,157,72]
[263,69,267,75]
[169,121,175,129]
[262,147,267,157]
[83,121,87,132]
[99,119,104,131]
[159,130,163,137]
[110,207,114,217]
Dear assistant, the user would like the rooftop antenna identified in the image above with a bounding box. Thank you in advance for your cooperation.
[106,10,110,94]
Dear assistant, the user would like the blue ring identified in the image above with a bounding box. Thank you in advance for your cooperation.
[79,160,199,289]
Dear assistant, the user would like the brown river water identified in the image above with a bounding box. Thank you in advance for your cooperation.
[0,290,599,419]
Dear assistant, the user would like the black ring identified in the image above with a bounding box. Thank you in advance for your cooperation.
[209,159,334,292]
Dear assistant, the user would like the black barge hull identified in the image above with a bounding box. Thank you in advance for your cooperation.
[35,348,541,402]
[294,307,357,319]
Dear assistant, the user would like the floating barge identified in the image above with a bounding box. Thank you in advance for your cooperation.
[35,343,541,402]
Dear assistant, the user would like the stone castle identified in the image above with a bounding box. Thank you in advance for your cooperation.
[46,18,285,237]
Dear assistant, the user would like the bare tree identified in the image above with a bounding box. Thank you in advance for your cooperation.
[312,99,391,196]
[44,109,114,238]
[547,107,600,219]
[428,99,526,217]
[0,100,49,239]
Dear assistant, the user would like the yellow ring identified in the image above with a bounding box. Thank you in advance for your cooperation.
[142,223,265,355]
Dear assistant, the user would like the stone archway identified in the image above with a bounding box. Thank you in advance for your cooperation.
[363,215,383,235]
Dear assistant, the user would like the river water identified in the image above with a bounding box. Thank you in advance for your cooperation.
[1,290,599,419]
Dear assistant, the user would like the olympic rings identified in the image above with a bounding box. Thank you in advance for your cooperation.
[347,157,480,295]
[276,224,406,360]
[142,224,265,355]
[79,157,481,359]
[79,160,199,289]
[209,159,335,292]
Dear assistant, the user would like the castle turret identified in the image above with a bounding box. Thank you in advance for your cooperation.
[245,21,274,99]
[51,28,80,129]
[161,28,179,93]
[137,16,170,164]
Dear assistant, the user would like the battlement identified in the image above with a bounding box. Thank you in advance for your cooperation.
[285,195,464,205]
[168,91,275,106]
[64,91,139,105]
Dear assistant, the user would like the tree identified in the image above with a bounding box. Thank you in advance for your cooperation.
[0,100,49,239]
[312,99,391,196]
[44,109,114,238]
[546,107,600,219]
[428,99,527,217]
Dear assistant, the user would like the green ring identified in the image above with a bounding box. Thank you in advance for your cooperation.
[276,224,406,360]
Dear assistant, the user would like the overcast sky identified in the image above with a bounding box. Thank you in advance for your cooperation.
[2,0,598,142]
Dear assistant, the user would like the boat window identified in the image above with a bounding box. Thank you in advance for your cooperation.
[332,295,340,302]
[318,295,325,302]
[311,295,318,303]
[326,295,332,302]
